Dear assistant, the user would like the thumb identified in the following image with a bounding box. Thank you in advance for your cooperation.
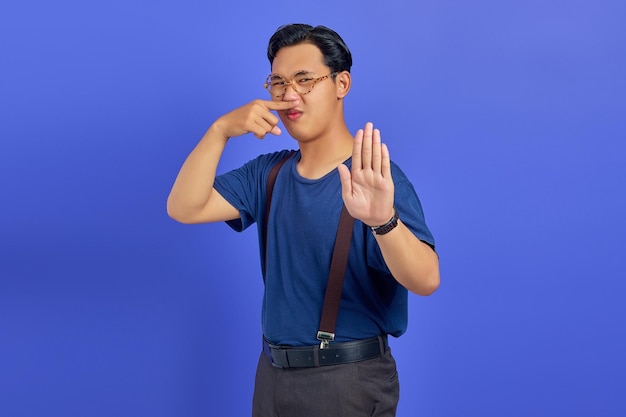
[337,163,352,196]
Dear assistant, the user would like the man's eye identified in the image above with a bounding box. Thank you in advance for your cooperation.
[297,77,312,84]
[272,80,286,86]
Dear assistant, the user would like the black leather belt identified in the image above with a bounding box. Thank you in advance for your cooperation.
[263,335,388,368]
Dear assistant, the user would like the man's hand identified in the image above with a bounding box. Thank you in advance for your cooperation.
[212,99,300,140]
[338,122,395,226]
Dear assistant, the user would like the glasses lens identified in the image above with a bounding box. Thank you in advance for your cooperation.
[265,72,322,97]
[266,75,286,97]
[293,72,316,95]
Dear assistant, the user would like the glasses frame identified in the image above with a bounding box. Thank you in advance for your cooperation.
[264,72,337,98]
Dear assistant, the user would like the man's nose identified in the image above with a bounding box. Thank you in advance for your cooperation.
[283,82,300,100]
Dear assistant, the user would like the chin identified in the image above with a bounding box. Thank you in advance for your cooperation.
[283,123,309,142]
[282,117,325,144]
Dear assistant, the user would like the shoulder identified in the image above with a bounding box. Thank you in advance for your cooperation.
[249,149,298,169]
[225,149,298,182]
[215,149,298,190]
[242,149,297,176]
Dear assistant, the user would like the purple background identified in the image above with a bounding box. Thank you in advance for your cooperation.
[1,1,625,416]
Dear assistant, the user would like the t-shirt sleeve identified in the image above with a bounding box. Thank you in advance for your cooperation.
[213,150,293,232]
[395,175,436,249]
[366,163,436,273]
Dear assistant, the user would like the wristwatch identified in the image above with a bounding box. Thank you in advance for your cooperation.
[369,208,399,235]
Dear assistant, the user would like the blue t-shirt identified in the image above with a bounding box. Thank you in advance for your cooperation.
[214,149,435,346]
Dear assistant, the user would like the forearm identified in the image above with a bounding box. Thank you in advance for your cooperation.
[166,125,228,222]
[167,99,299,223]
[374,220,440,296]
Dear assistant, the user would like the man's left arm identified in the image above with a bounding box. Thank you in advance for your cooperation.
[371,219,440,295]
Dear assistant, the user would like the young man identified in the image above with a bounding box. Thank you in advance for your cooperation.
[167,24,439,417]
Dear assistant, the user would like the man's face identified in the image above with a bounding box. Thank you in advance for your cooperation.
[270,43,341,142]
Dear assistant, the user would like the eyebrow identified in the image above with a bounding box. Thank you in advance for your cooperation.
[270,70,315,78]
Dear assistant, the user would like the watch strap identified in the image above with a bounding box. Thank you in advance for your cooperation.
[370,208,399,235]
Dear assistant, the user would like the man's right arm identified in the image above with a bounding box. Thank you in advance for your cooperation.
[166,98,299,224]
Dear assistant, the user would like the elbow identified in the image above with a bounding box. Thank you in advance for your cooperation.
[166,196,194,224]
[166,205,185,223]
[419,249,440,295]
[407,264,440,296]
[418,270,440,296]
[166,195,216,225]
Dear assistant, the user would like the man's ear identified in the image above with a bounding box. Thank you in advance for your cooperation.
[335,71,351,98]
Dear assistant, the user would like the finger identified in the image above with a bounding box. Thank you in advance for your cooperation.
[253,104,283,134]
[361,122,373,170]
[252,127,269,139]
[252,119,276,138]
[381,143,392,179]
[372,128,382,174]
[260,108,280,126]
[352,128,364,171]
[269,125,282,136]
[337,163,353,199]
[264,98,300,111]
[255,113,279,134]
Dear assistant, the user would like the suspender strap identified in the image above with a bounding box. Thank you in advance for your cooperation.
[263,151,354,348]
[263,151,295,276]
[317,204,354,349]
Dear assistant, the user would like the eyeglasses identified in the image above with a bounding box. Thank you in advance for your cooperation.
[264,71,337,98]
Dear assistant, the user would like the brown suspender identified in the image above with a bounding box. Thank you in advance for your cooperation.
[263,151,295,274]
[316,204,355,348]
[264,152,355,349]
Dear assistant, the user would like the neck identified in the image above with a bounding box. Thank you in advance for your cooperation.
[296,125,354,179]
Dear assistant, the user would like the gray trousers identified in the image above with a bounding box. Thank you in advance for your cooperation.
[252,348,400,417]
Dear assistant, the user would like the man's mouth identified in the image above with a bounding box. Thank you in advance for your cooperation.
[286,110,302,120]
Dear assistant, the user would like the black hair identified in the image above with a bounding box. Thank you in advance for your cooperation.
[267,24,352,74]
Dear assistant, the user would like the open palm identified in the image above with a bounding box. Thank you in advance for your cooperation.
[338,122,395,227]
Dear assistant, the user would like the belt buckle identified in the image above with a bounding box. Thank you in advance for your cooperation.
[316,331,335,350]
